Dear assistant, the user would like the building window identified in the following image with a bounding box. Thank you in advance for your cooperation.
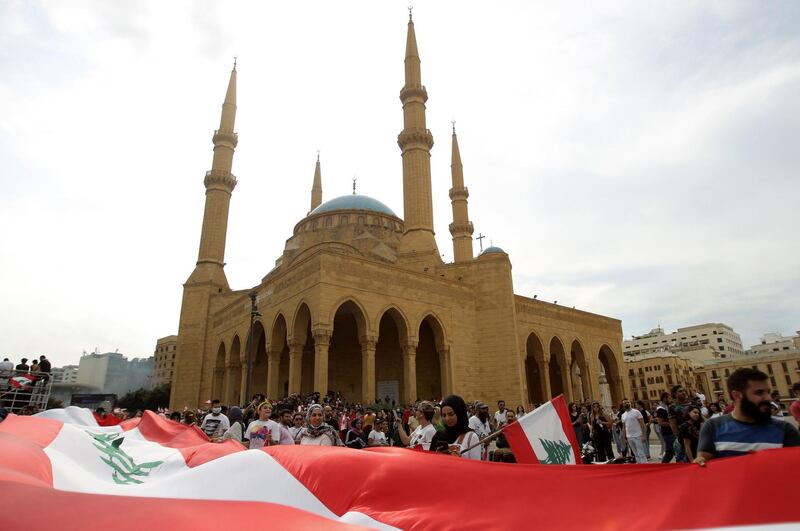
[786,375,792,386]
[782,362,788,372]
[770,376,777,387]
[717,338,723,343]
[767,364,773,374]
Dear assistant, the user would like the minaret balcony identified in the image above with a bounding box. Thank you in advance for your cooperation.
[397,128,434,150]
[399,84,428,102]
[204,169,238,190]
[212,130,239,147]
[449,221,474,236]
[448,187,469,200]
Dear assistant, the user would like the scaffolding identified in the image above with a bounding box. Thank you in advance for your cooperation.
[1,370,52,413]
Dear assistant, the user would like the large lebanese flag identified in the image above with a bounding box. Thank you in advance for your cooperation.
[503,394,581,464]
[1,407,799,530]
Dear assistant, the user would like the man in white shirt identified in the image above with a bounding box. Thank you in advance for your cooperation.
[396,402,436,450]
[469,402,492,440]
[200,399,230,439]
[493,400,508,429]
[621,399,648,463]
[368,419,389,447]
[0,358,13,379]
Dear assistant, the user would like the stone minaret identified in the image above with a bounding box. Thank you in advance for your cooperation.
[397,13,438,256]
[448,124,474,262]
[171,63,239,411]
[188,62,239,288]
[310,153,322,212]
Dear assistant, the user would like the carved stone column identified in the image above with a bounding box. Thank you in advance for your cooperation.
[266,348,281,399]
[438,345,452,396]
[313,330,331,396]
[561,355,573,403]
[239,364,248,403]
[361,336,377,404]
[288,341,303,395]
[539,355,552,401]
[402,342,418,404]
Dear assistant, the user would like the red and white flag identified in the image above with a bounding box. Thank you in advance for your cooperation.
[8,374,36,389]
[503,395,580,464]
[0,406,799,530]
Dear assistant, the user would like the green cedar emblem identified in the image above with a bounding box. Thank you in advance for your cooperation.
[538,438,573,464]
[86,431,164,484]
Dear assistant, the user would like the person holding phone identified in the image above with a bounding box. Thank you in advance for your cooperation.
[431,395,482,460]
[395,402,436,450]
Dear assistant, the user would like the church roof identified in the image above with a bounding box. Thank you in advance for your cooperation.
[310,194,397,217]
[481,245,505,255]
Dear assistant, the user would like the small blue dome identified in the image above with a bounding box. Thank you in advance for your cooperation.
[481,245,505,255]
[310,194,397,217]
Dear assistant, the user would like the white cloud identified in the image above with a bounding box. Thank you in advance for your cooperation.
[0,1,798,367]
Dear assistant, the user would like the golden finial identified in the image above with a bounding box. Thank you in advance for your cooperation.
[408,3,413,19]
[352,176,357,195]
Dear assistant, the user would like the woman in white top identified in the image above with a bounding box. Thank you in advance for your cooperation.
[294,404,343,446]
[244,402,282,449]
[434,394,482,460]
[367,419,389,447]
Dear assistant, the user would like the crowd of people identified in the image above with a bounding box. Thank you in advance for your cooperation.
[2,359,798,465]
[158,393,523,461]
[0,355,52,383]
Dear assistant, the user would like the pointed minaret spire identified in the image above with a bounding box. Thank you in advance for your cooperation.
[448,123,474,262]
[310,152,322,212]
[397,11,438,257]
[189,63,239,288]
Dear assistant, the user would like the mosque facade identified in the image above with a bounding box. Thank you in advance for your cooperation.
[169,15,626,411]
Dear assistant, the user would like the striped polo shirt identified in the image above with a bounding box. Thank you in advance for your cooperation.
[697,414,800,458]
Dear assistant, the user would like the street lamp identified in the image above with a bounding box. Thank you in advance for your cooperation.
[244,290,261,404]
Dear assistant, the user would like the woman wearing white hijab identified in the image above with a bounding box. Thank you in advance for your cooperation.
[294,404,344,446]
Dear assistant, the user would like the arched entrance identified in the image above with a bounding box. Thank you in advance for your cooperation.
[270,314,290,398]
[250,321,267,397]
[225,335,242,405]
[212,342,225,400]
[599,344,623,407]
[293,303,316,395]
[525,332,545,406]
[416,315,444,401]
[375,308,407,406]
[329,300,366,403]
[548,337,568,400]
[570,339,591,402]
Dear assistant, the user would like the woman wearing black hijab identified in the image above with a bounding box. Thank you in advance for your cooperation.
[431,395,482,460]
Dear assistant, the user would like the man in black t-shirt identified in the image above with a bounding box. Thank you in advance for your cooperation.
[655,391,675,463]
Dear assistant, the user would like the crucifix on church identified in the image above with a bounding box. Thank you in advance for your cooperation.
[476,233,485,252]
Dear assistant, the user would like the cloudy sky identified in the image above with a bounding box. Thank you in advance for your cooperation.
[1,1,798,368]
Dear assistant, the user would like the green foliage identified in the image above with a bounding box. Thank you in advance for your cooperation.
[116,383,171,412]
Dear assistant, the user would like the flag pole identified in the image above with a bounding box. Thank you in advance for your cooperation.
[459,423,514,455]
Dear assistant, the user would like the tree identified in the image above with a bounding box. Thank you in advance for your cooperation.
[116,384,171,412]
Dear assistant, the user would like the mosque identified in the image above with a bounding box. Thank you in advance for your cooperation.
[169,14,625,411]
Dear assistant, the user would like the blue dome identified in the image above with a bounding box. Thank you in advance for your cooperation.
[481,245,505,255]
[310,194,397,217]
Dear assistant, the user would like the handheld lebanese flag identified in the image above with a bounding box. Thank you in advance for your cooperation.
[503,395,580,464]
[1,407,800,530]
[8,374,36,389]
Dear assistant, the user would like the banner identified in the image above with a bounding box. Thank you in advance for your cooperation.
[0,407,798,530]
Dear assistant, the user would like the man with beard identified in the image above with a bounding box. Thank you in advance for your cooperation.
[695,368,800,465]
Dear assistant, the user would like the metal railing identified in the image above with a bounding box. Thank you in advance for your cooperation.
[0,369,52,413]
